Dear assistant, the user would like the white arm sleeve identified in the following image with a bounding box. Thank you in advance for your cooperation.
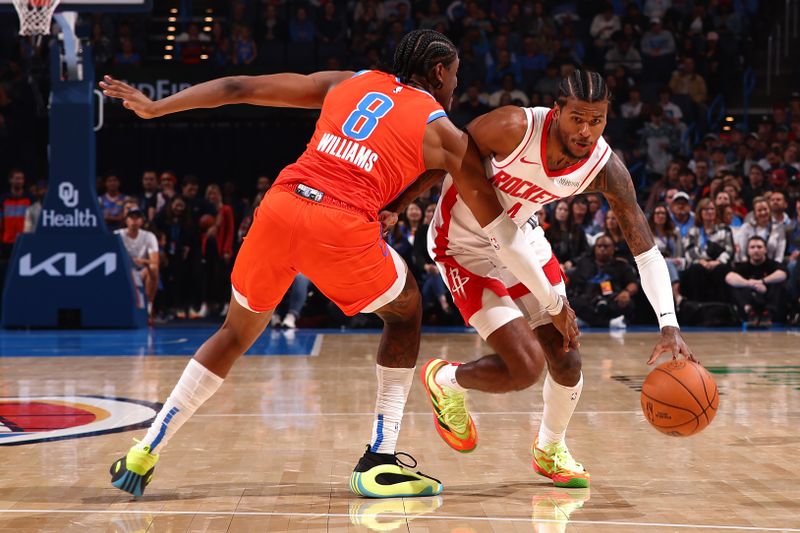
[634,245,680,329]
[481,213,563,315]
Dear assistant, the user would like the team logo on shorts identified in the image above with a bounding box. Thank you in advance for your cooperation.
[447,267,470,299]
[0,395,160,446]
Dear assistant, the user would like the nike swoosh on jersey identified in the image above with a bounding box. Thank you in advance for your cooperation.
[520,156,541,165]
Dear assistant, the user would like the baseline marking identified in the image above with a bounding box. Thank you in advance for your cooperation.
[0,509,796,532]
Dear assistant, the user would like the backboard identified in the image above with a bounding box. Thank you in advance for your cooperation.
[0,0,152,12]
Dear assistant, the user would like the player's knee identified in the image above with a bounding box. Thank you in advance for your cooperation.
[217,326,252,355]
[218,313,269,354]
[550,349,582,380]
[377,272,421,325]
[511,352,546,391]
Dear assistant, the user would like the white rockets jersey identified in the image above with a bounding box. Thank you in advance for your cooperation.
[428,106,612,259]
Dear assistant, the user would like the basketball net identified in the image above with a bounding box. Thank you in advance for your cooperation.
[12,0,61,36]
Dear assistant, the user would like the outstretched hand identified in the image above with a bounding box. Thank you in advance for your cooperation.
[647,326,697,365]
[99,75,158,119]
[551,297,580,352]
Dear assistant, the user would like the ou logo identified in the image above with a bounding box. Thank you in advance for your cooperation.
[58,182,80,208]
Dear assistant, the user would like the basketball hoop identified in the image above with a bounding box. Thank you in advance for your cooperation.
[12,0,61,36]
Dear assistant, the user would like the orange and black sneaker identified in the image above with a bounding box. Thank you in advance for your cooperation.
[420,358,478,453]
[532,437,590,488]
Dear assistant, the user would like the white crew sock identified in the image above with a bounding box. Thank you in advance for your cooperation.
[434,362,467,392]
[537,372,583,448]
[140,358,224,453]
[369,365,414,454]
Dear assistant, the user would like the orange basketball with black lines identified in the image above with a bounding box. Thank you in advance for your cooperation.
[640,360,719,437]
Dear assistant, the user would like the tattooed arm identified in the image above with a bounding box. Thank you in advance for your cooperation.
[588,152,654,254]
[589,152,696,365]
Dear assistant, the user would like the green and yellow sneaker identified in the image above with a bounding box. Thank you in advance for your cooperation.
[349,446,442,498]
[532,437,590,488]
[421,358,478,453]
[110,441,159,497]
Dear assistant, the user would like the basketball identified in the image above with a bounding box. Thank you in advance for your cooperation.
[199,214,216,230]
[640,360,719,437]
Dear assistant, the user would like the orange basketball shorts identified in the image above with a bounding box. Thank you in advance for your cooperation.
[231,186,407,316]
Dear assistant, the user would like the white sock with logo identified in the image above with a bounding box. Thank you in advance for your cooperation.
[537,372,583,447]
[140,358,223,453]
[369,365,414,455]
[434,362,467,392]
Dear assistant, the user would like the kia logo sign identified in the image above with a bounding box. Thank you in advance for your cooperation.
[19,252,117,277]
[58,182,79,208]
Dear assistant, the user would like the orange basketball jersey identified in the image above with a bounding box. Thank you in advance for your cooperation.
[274,70,446,215]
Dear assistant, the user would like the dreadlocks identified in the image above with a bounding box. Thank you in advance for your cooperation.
[392,29,458,90]
[557,70,611,107]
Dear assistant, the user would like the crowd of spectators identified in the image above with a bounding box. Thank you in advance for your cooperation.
[4,0,800,328]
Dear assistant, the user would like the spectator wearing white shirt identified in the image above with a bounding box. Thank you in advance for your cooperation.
[23,180,47,233]
[643,0,671,19]
[590,3,621,50]
[658,87,683,124]
[736,196,787,263]
[116,207,160,320]
[641,17,676,59]
[175,22,210,44]
[620,87,643,118]
[604,37,642,74]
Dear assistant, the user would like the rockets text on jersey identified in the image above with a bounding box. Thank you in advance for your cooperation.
[430,106,612,259]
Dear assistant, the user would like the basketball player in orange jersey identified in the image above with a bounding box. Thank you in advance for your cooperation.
[385,70,696,488]
[99,30,579,498]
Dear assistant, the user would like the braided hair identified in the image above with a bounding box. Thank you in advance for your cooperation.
[557,70,611,107]
[392,29,458,90]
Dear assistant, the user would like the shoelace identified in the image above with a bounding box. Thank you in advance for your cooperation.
[394,451,442,485]
[550,443,583,472]
[439,391,469,434]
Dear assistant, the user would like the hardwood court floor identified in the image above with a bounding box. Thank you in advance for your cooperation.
[1,329,799,532]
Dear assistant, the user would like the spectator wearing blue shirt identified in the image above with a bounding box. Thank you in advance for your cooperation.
[232,26,257,65]
[98,175,129,231]
[394,2,416,33]
[113,38,141,67]
[486,49,522,90]
[289,6,315,42]
[518,35,549,79]
[484,35,517,71]
[641,17,676,58]
[669,191,695,237]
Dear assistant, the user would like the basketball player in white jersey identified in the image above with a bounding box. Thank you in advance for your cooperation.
[385,70,695,488]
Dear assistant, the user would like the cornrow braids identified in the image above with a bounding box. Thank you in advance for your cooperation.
[557,70,611,107]
[392,29,457,90]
